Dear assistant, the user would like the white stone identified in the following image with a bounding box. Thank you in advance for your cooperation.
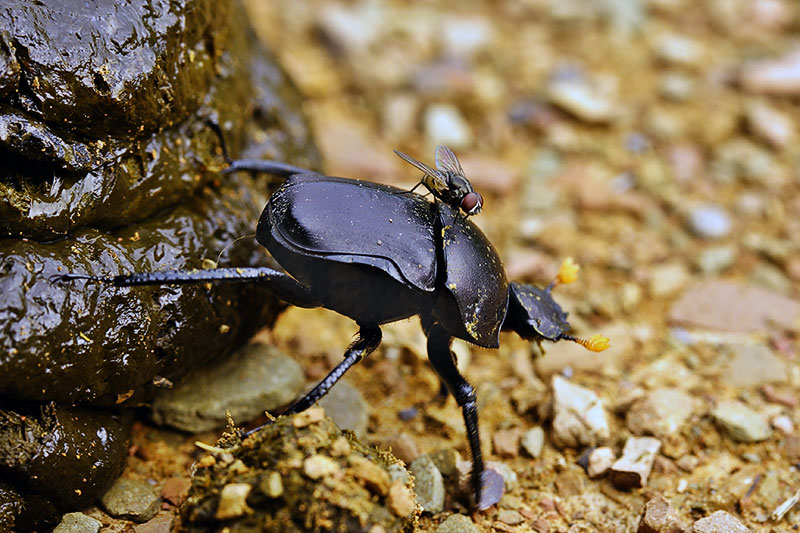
[551,376,610,448]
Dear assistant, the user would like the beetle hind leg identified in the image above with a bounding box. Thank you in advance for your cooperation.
[245,325,382,435]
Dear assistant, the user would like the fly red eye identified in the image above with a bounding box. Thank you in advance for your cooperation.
[460,192,483,215]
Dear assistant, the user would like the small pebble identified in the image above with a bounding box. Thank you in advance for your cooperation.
[160,477,191,506]
[547,78,618,124]
[497,509,525,526]
[350,456,391,496]
[434,514,480,533]
[215,483,252,520]
[133,512,174,533]
[259,471,284,498]
[409,455,445,513]
[692,510,750,533]
[52,513,101,533]
[303,455,340,479]
[637,495,689,533]
[675,455,698,472]
[686,205,731,239]
[587,447,616,478]
[745,100,795,148]
[654,34,704,66]
[695,245,737,274]
[387,433,419,465]
[771,415,794,435]
[424,103,473,148]
[521,426,545,458]
[293,406,326,427]
[659,72,695,101]
[441,16,494,57]
[711,400,771,442]
[610,437,662,489]
[551,375,610,448]
[649,262,690,298]
[101,478,160,523]
[626,388,695,437]
[387,480,417,517]
[492,427,521,458]
[740,49,800,95]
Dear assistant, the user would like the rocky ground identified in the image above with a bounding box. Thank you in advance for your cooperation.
[55,0,800,531]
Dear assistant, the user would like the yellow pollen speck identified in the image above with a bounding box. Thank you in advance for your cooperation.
[584,334,610,352]
[556,257,580,285]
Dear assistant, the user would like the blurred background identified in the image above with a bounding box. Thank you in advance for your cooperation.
[232,0,800,530]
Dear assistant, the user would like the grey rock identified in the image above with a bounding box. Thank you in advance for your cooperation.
[692,510,750,532]
[687,205,731,239]
[722,344,787,387]
[52,513,101,533]
[409,455,445,513]
[711,401,771,442]
[151,343,304,432]
[695,245,737,274]
[434,513,480,533]
[428,448,461,477]
[551,376,610,448]
[626,388,695,437]
[319,379,369,438]
[521,426,545,458]
[101,478,160,522]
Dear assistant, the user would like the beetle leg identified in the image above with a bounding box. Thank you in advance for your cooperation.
[223,159,321,178]
[245,325,382,435]
[425,322,498,510]
[53,266,321,309]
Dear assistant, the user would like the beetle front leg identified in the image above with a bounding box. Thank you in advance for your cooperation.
[425,322,501,510]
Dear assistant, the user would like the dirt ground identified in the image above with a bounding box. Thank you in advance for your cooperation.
[83,1,800,531]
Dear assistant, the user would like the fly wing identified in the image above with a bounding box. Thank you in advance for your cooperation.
[434,145,465,176]
[394,149,447,191]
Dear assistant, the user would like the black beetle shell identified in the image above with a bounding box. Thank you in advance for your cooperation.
[257,174,438,326]
[508,281,570,341]
[260,174,438,291]
[435,203,508,348]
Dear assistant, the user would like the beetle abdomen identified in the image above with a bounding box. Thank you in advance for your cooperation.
[259,174,439,292]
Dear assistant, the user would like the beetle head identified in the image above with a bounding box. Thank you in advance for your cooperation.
[505,258,609,352]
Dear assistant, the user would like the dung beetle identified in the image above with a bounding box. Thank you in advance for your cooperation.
[57,147,608,509]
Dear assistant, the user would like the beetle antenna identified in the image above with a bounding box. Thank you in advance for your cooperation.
[561,333,610,352]
[214,233,257,266]
[547,257,580,292]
